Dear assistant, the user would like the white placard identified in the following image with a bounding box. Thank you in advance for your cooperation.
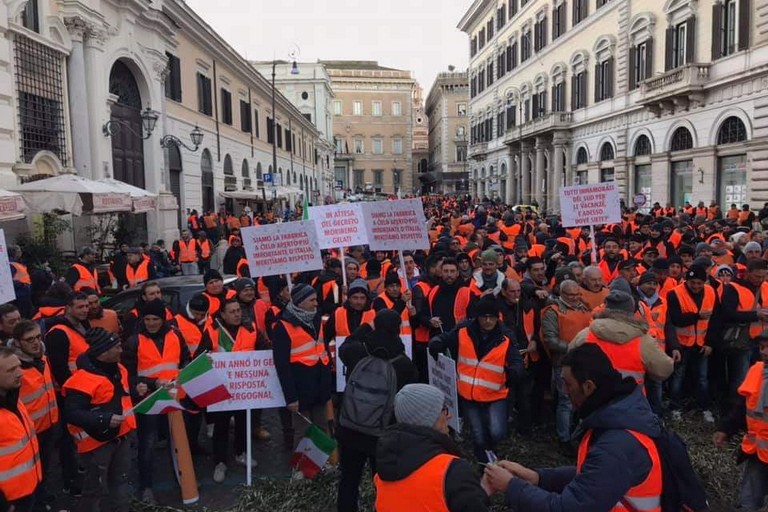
[559,183,622,228]
[241,221,324,278]
[308,203,369,249]
[335,336,348,392]
[207,351,286,412]
[0,230,15,305]
[363,199,430,252]
[427,353,460,432]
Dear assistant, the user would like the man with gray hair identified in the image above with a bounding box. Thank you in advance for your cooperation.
[373,384,490,511]
[580,265,609,310]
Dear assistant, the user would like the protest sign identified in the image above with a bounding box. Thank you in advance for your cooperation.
[0,230,16,305]
[559,183,622,228]
[335,337,348,392]
[308,203,368,249]
[207,351,286,412]
[241,221,323,277]
[427,354,460,432]
[363,198,430,252]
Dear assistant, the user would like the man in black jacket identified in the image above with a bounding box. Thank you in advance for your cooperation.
[336,309,418,512]
[374,383,490,511]
[313,259,343,317]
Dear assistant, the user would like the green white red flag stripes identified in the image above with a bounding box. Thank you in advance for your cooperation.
[177,354,231,408]
[290,424,337,479]
[133,387,186,415]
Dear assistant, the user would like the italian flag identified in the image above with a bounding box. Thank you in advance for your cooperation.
[177,354,231,408]
[216,321,235,352]
[133,387,186,415]
[290,424,337,479]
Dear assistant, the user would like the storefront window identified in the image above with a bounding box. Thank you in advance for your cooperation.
[635,164,652,210]
[576,170,588,185]
[600,168,615,182]
[671,160,693,207]
[719,155,747,208]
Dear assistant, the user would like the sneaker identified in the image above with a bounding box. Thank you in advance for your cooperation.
[291,468,306,481]
[140,488,156,505]
[671,410,683,421]
[235,452,257,467]
[206,424,215,439]
[703,410,715,423]
[255,427,271,441]
[213,462,227,483]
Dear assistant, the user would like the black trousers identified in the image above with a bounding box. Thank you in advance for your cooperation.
[337,443,377,512]
[211,410,246,464]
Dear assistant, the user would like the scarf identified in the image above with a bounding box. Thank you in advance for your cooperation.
[286,302,317,332]
[755,363,768,414]
[637,288,660,307]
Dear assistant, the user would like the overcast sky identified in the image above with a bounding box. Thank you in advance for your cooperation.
[185,0,470,92]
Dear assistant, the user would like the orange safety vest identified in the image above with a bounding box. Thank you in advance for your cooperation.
[377,292,412,338]
[374,453,457,512]
[203,214,218,229]
[10,262,31,284]
[739,211,752,225]
[188,214,200,230]
[670,283,715,347]
[47,324,89,374]
[427,285,470,328]
[499,224,521,250]
[280,319,329,366]
[72,263,100,293]
[126,259,151,288]
[521,307,540,365]
[648,302,667,352]
[585,330,645,386]
[178,239,198,263]
[0,404,42,501]
[199,239,212,260]
[580,287,609,311]
[205,323,257,352]
[62,364,136,454]
[727,208,740,220]
[728,282,768,339]
[33,306,65,320]
[577,429,662,512]
[236,258,250,277]
[739,361,768,463]
[541,304,593,356]
[413,281,433,343]
[19,355,59,433]
[658,277,678,302]
[136,331,182,380]
[89,309,120,335]
[175,314,207,355]
[598,259,621,284]
[203,289,237,317]
[456,326,509,402]
[331,307,375,364]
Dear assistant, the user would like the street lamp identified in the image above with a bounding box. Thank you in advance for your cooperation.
[103,106,158,139]
[271,45,301,209]
[160,125,204,152]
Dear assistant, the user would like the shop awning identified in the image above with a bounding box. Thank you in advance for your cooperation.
[219,190,264,201]
[0,189,27,222]
[98,178,158,213]
[10,174,132,215]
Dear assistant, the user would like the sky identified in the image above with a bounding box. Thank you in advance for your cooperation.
[184,0,470,92]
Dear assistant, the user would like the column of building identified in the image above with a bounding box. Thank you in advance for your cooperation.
[534,137,545,207]
[64,17,93,178]
[521,142,531,203]
[551,132,566,213]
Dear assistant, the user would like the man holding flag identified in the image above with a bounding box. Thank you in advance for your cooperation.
[196,298,257,483]
[123,299,190,504]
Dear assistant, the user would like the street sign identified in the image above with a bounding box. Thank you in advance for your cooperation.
[335,180,343,190]
[263,173,272,184]
[633,193,647,207]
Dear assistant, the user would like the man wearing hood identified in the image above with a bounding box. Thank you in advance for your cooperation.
[484,344,664,512]
[372,272,416,352]
[222,237,246,275]
[62,328,136,512]
[123,299,190,504]
[10,320,57,512]
[336,309,418,512]
[429,297,523,463]
[373,383,490,512]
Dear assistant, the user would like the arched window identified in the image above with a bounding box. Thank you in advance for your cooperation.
[256,162,263,179]
[241,159,249,178]
[576,147,588,165]
[600,143,615,161]
[670,127,693,152]
[223,155,233,175]
[717,117,747,145]
[286,169,291,185]
[201,149,214,212]
[634,135,651,156]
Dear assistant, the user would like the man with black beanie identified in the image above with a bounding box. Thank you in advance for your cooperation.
[202,269,236,317]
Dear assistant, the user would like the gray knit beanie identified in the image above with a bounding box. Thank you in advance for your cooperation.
[605,290,636,314]
[394,384,445,428]
[745,241,762,253]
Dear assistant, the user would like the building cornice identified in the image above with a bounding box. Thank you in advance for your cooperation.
[458,0,493,33]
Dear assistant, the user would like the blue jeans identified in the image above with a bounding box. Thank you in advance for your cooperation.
[461,398,508,462]
[552,365,573,442]
[645,379,664,417]
[670,346,710,410]
[739,456,768,510]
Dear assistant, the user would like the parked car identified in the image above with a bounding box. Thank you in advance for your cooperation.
[103,274,238,317]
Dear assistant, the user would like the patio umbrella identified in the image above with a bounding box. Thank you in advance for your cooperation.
[10,174,132,215]
[98,177,158,213]
[0,189,27,221]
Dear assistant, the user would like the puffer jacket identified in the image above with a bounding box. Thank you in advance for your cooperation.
[569,309,674,382]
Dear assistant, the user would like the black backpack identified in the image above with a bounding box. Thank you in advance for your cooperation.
[338,349,401,437]
[613,426,709,512]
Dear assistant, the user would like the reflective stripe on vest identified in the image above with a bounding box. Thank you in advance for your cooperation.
[175,314,205,355]
[136,331,181,379]
[577,429,662,512]
[0,405,42,501]
[456,326,509,402]
[671,283,715,347]
[47,324,89,373]
[20,357,59,433]
[179,239,198,263]
[199,240,212,259]
[281,320,329,367]
[585,331,646,386]
[377,293,412,336]
[72,264,99,293]
[738,361,768,463]
[374,453,457,512]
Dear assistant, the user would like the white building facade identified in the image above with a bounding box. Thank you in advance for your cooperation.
[460,0,768,212]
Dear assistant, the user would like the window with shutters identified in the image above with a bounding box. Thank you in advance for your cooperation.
[373,170,383,187]
[633,42,648,88]
[552,81,566,112]
[534,15,547,52]
[670,127,693,152]
[479,28,486,49]
[498,50,506,79]
[164,53,182,102]
[670,21,689,68]
[600,143,614,161]
[354,138,364,154]
[488,18,495,40]
[471,37,478,57]
[497,111,505,137]
[595,57,613,102]
[285,129,292,152]
[553,2,566,40]
[276,123,283,148]
[373,137,383,155]
[713,0,749,59]
[506,99,517,129]
[498,4,506,29]
[197,73,212,115]
[521,30,531,62]
[267,117,274,144]
[487,60,494,86]
[573,0,587,25]
[220,89,232,125]
[717,117,747,145]
[240,101,251,132]
[21,0,40,33]
[510,0,518,18]
[508,40,518,70]
[572,71,587,109]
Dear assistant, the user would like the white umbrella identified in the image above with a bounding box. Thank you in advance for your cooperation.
[10,174,132,215]
[0,189,27,221]
[98,177,158,213]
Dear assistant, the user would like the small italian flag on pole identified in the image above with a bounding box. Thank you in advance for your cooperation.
[302,196,310,220]
[133,387,186,415]
[177,354,231,408]
[290,424,337,479]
